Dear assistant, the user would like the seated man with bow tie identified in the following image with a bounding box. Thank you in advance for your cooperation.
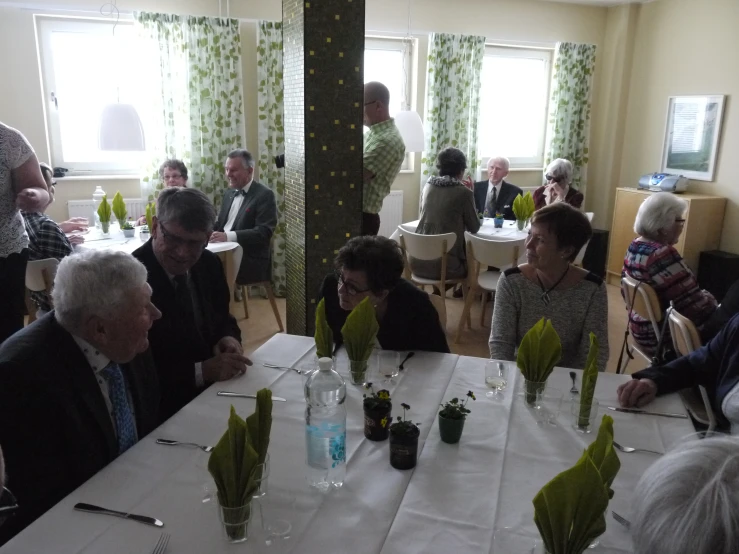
[210,149,277,297]
[133,187,249,422]
[473,156,523,220]
[0,250,162,544]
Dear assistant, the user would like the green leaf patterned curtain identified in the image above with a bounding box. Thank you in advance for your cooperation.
[257,21,286,297]
[544,42,597,195]
[421,33,485,195]
[135,13,245,206]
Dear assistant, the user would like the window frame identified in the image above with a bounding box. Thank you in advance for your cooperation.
[36,15,142,176]
[478,45,553,171]
[364,35,414,172]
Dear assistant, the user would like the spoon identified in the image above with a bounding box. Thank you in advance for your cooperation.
[569,371,579,394]
[613,441,663,455]
[399,351,415,371]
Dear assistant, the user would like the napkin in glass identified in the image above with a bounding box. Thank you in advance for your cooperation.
[517,317,562,382]
[533,415,621,554]
[578,333,599,428]
[315,298,334,359]
[341,297,379,363]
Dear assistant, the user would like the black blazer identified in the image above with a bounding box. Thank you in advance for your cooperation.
[318,274,450,354]
[0,313,160,544]
[473,180,523,220]
[214,181,278,284]
[133,239,241,421]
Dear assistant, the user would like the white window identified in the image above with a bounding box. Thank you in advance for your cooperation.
[364,37,412,170]
[36,17,149,175]
[477,46,552,169]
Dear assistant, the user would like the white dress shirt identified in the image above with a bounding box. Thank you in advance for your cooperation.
[485,180,503,212]
[72,336,138,440]
[224,179,253,242]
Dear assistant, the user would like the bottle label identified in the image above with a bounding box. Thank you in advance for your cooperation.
[306,423,346,470]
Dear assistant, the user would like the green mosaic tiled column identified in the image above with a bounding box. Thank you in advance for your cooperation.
[282,0,365,336]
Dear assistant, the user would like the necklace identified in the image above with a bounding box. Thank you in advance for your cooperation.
[536,265,570,305]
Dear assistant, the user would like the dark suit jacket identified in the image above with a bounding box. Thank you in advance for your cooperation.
[215,181,277,284]
[473,180,523,220]
[132,239,241,421]
[0,313,159,545]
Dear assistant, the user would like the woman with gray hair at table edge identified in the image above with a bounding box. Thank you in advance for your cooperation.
[532,158,584,211]
[630,435,739,554]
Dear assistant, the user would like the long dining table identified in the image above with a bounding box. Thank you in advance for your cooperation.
[1,334,693,554]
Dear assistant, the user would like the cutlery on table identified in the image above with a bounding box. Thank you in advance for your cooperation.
[152,532,170,554]
[217,391,287,402]
[607,406,688,419]
[73,502,164,527]
[399,352,415,371]
[263,363,303,374]
[613,441,663,455]
[611,511,631,530]
[155,438,213,452]
[569,371,579,394]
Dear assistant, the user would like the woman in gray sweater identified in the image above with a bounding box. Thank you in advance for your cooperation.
[411,147,480,280]
[489,203,609,371]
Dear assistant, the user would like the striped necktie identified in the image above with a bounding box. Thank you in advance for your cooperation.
[102,362,137,455]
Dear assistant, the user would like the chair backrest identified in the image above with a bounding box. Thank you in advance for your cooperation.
[398,228,457,261]
[427,292,447,329]
[573,239,590,266]
[585,212,594,222]
[465,232,525,271]
[621,274,662,337]
[667,304,702,356]
[26,258,59,293]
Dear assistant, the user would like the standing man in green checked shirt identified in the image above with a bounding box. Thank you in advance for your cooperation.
[362,82,405,236]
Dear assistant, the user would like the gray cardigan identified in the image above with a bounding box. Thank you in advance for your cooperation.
[411,176,481,280]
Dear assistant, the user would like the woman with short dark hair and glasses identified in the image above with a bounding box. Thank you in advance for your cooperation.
[318,235,450,353]
[533,158,584,211]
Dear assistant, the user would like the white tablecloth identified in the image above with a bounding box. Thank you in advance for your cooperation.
[390,219,528,243]
[2,335,693,554]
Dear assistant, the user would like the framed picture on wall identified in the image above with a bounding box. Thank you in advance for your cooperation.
[661,95,726,181]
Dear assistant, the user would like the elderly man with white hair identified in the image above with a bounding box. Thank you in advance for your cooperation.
[0,249,161,545]
[533,158,584,211]
[473,156,522,220]
[630,435,739,554]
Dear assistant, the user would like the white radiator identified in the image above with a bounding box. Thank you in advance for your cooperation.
[67,198,147,222]
[378,190,404,238]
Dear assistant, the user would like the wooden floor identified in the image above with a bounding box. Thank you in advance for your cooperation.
[240,283,631,374]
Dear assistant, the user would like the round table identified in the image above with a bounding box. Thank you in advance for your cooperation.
[390,218,528,242]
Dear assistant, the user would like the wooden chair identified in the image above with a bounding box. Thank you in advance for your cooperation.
[25,258,59,324]
[667,304,717,433]
[397,227,467,325]
[238,238,284,333]
[455,233,525,343]
[573,212,595,267]
[619,274,663,373]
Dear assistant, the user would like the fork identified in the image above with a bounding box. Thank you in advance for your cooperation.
[613,441,663,455]
[611,511,631,530]
[152,532,170,554]
[155,438,214,452]
[264,363,303,374]
[569,371,579,394]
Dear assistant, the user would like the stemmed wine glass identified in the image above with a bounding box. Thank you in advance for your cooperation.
[485,360,508,398]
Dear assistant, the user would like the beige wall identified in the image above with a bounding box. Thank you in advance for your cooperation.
[619,0,739,253]
[0,0,610,224]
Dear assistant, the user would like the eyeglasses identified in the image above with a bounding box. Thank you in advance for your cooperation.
[364,100,378,106]
[545,174,564,183]
[675,218,686,224]
[0,487,19,529]
[335,270,371,296]
[158,221,208,251]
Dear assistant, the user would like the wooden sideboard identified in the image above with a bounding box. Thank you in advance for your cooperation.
[606,188,726,286]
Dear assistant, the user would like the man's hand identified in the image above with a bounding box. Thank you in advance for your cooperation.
[215,336,244,356]
[617,379,658,408]
[16,188,48,212]
[202,352,252,382]
[210,231,227,243]
[59,218,89,234]
[68,234,85,246]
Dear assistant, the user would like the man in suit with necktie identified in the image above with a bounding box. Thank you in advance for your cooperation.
[133,187,248,422]
[210,149,277,291]
[0,250,162,544]
[473,157,523,221]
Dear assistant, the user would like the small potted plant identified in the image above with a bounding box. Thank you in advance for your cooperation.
[438,391,475,444]
[121,219,135,238]
[363,383,392,441]
[493,212,505,229]
[389,403,420,470]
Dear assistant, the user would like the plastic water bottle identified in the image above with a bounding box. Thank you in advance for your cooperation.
[92,185,106,229]
[305,357,346,491]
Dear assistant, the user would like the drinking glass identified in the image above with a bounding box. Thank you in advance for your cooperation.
[571,399,600,433]
[378,350,400,385]
[534,388,563,426]
[485,360,508,398]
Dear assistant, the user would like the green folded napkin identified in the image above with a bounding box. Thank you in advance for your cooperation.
[315,298,334,359]
[208,389,273,509]
[517,318,562,398]
[112,191,127,225]
[341,297,379,362]
[578,333,599,429]
[512,191,535,221]
[97,195,112,224]
[533,415,621,554]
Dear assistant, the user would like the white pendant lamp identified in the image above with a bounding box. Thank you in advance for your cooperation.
[98,103,146,151]
[394,110,424,153]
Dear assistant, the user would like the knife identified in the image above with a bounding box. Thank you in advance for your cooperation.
[607,406,688,419]
[218,391,286,402]
[74,502,164,527]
